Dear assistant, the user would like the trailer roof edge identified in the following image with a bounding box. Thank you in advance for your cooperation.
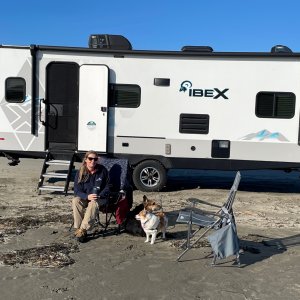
[2,44,300,57]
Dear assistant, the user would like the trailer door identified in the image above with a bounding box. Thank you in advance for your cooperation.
[78,64,108,152]
[46,62,79,151]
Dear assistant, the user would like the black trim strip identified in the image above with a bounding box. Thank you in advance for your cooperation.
[40,47,300,58]
[2,44,300,58]
[117,135,165,139]
[2,150,300,171]
[0,45,29,49]
[30,45,37,135]
[166,157,300,170]
[112,153,300,170]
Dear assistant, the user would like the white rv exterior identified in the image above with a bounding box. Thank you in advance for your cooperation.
[1,36,300,191]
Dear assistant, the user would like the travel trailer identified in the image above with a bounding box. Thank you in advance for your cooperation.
[0,34,299,192]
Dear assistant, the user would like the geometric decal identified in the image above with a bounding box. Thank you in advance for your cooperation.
[16,132,38,150]
[14,122,31,132]
[0,59,45,151]
[239,129,289,142]
[4,104,32,130]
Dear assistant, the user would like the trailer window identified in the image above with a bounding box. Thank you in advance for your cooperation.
[109,84,140,108]
[256,92,295,119]
[5,77,26,103]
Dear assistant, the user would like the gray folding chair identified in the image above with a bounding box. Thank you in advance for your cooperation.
[176,171,241,266]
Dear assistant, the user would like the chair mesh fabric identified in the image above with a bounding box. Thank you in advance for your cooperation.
[176,210,216,227]
[100,158,129,191]
[98,158,132,227]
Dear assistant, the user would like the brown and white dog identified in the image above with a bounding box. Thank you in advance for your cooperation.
[143,195,162,213]
[135,196,168,244]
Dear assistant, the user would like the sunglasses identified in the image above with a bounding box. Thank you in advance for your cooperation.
[87,157,98,161]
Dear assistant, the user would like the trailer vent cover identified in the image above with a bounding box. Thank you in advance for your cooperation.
[179,114,209,134]
[271,45,292,53]
[181,46,213,52]
[88,34,132,50]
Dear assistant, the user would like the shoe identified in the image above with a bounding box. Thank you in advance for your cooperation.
[74,228,87,243]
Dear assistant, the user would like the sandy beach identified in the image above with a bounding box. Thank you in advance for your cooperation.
[0,158,300,300]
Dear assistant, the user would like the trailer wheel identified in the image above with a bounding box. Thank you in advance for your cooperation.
[133,160,167,192]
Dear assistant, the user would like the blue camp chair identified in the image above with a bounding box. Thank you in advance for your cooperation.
[96,157,133,235]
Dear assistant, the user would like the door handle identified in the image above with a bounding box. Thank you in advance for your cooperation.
[39,98,46,125]
[101,107,107,112]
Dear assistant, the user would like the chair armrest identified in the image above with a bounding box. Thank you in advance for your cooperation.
[194,208,222,218]
[181,206,223,217]
[187,198,222,209]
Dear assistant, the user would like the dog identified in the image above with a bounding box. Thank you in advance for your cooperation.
[123,195,167,238]
[143,195,162,213]
[123,203,145,236]
[135,209,168,244]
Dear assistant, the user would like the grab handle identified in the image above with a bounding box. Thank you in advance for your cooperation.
[39,98,46,125]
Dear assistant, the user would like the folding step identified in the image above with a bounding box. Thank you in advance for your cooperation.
[46,160,71,166]
[42,172,68,179]
[38,151,76,195]
[38,185,65,192]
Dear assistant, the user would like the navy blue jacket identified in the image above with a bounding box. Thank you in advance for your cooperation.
[74,164,110,200]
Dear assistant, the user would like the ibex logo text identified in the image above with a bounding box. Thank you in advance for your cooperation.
[179,81,229,99]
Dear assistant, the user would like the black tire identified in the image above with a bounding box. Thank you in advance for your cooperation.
[133,160,167,192]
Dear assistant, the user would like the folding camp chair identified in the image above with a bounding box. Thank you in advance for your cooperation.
[96,157,133,235]
[176,171,241,266]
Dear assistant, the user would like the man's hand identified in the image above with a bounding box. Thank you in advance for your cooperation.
[88,193,98,201]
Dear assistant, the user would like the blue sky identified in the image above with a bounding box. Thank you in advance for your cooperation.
[1,0,300,52]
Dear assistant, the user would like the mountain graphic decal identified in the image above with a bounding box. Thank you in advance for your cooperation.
[240,129,289,142]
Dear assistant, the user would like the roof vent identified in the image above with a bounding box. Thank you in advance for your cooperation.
[271,45,292,53]
[88,34,132,50]
[181,46,213,52]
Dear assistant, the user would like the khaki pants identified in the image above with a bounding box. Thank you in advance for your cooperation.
[72,196,102,231]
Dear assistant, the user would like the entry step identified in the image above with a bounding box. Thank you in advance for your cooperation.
[42,172,68,178]
[46,160,71,166]
[38,151,75,195]
[38,185,65,192]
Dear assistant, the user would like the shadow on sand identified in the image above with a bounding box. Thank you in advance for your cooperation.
[46,168,300,194]
[165,169,300,193]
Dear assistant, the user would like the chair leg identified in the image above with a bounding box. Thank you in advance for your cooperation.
[93,214,107,236]
[177,246,191,261]
[69,222,74,232]
[97,206,119,236]
[98,206,111,234]
[177,221,193,261]
[211,253,217,266]
[180,227,202,249]
[210,252,240,267]
[105,210,109,229]
[177,226,215,262]
[115,224,121,235]
[186,221,191,249]
[236,252,241,267]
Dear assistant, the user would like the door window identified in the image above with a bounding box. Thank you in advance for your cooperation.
[5,77,26,103]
